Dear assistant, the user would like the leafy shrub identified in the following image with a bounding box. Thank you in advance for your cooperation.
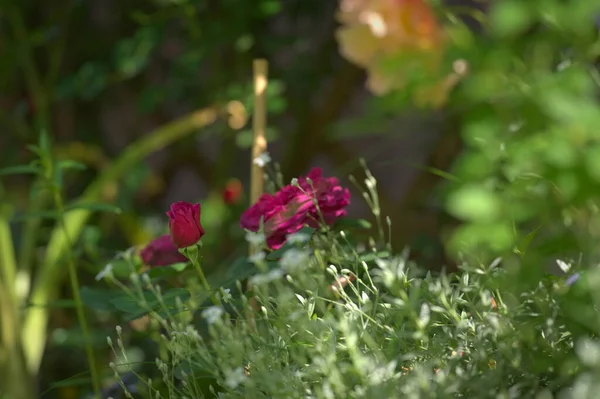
[97,166,598,399]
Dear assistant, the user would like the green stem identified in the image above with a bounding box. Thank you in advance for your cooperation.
[17,186,50,288]
[187,247,220,306]
[22,107,219,374]
[52,190,101,397]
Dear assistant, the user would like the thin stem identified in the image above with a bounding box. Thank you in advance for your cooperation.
[52,190,102,399]
[188,249,220,307]
[17,185,50,291]
[22,106,219,374]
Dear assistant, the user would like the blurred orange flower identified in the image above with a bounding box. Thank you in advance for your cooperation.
[336,0,461,107]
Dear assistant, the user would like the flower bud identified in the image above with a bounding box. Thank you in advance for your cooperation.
[166,202,205,248]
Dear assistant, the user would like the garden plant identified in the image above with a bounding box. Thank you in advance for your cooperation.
[2,0,600,398]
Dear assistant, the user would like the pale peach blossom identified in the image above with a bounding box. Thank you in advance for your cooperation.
[336,0,461,106]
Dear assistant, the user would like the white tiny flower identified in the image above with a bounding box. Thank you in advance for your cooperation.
[508,120,524,133]
[365,177,376,189]
[290,178,299,187]
[245,231,265,245]
[556,259,571,273]
[249,268,284,286]
[557,59,571,72]
[419,303,431,327]
[220,288,232,303]
[287,232,310,245]
[224,367,246,389]
[115,246,136,260]
[249,274,266,286]
[95,263,114,281]
[327,264,338,276]
[374,258,389,269]
[202,306,224,324]
[360,291,370,304]
[249,251,266,264]
[368,360,397,385]
[267,268,284,281]
[252,152,271,168]
[279,249,310,272]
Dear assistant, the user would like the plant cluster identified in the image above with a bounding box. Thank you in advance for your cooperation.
[3,0,600,398]
[90,159,597,399]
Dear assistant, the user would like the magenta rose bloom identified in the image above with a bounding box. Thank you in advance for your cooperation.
[294,168,351,226]
[140,234,189,267]
[240,192,307,249]
[240,167,350,249]
[167,201,205,248]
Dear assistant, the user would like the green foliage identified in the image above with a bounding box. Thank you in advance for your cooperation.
[4,0,600,398]
[443,0,600,269]
[102,216,598,399]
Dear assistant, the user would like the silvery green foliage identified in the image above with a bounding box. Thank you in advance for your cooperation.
[111,242,600,399]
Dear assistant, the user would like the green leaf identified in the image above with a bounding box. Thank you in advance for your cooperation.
[146,262,191,279]
[109,288,191,315]
[207,257,279,290]
[80,287,123,311]
[490,0,533,37]
[10,210,61,221]
[65,202,122,214]
[208,257,255,287]
[259,0,282,15]
[109,295,148,314]
[514,226,540,256]
[0,164,40,176]
[39,130,51,154]
[107,258,140,278]
[48,375,95,389]
[449,222,514,256]
[56,160,87,171]
[113,26,158,79]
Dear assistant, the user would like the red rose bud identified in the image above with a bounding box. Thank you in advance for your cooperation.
[140,234,188,267]
[223,178,243,205]
[167,201,205,248]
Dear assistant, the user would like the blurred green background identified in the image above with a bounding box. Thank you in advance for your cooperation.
[4,0,600,397]
[0,1,466,396]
